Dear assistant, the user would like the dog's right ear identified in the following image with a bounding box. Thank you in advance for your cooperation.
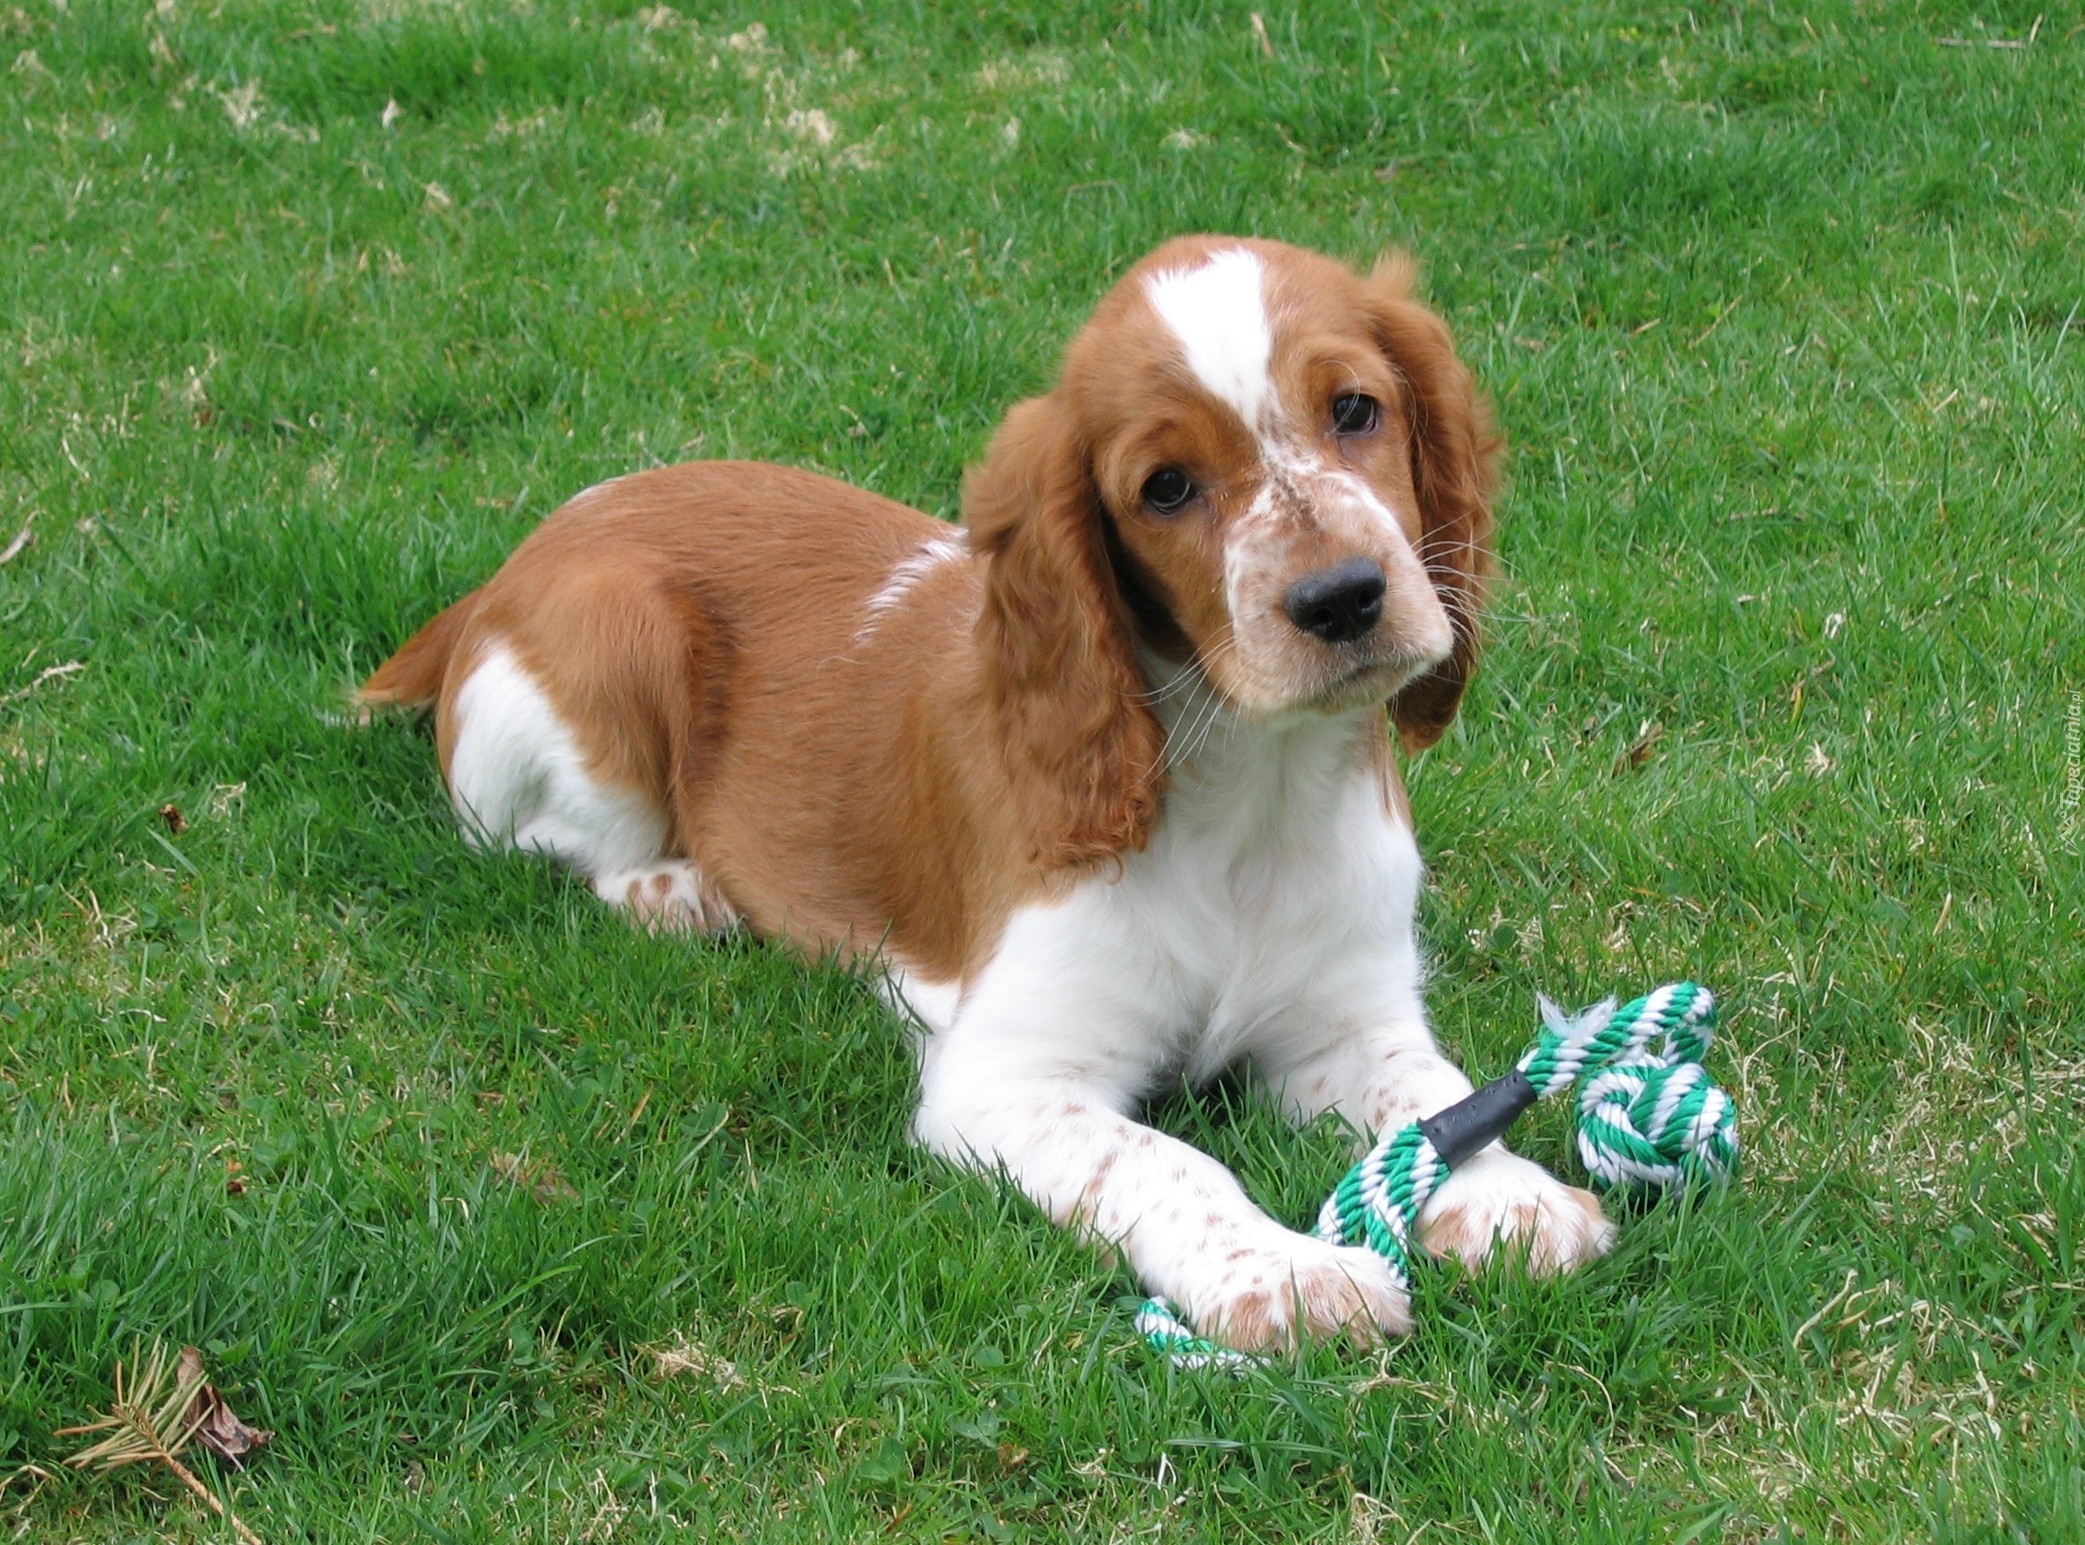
[1361,253,1500,753]
[965,395,1164,872]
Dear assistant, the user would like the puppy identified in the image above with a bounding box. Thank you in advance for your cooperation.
[360,237,1613,1349]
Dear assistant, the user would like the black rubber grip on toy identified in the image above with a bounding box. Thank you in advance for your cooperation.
[1418,1070,1539,1168]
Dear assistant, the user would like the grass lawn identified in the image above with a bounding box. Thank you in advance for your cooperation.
[3,0,2082,1538]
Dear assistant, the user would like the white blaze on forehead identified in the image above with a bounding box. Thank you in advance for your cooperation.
[1144,248,1276,432]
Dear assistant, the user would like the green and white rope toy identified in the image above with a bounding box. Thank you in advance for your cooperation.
[1137,981,1739,1370]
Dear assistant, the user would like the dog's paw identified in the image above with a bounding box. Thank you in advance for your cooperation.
[1417,1147,1615,1276]
[1178,1231,1413,1353]
[592,861,740,935]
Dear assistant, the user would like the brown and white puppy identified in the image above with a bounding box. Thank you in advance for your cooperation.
[361,236,1613,1350]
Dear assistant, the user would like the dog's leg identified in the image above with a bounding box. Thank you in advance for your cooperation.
[1254,1012,1616,1277]
[913,1013,1410,1352]
[446,642,739,933]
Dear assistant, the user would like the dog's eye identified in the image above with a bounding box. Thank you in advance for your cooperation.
[1141,468,1195,515]
[1331,393,1379,436]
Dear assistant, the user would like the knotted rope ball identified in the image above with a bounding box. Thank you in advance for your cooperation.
[1139,982,1739,1370]
[1562,981,1738,1194]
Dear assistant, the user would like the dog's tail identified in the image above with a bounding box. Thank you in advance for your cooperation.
[356,590,483,711]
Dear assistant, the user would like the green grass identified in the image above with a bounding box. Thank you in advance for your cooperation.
[2,0,2081,1538]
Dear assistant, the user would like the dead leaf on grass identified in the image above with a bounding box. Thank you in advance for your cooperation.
[177,1347,273,1466]
[1612,719,1663,776]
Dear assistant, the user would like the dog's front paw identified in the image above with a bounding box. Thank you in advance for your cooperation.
[1417,1148,1615,1276]
[1176,1231,1413,1353]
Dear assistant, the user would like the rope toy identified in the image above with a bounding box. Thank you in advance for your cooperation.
[1140,981,1738,1370]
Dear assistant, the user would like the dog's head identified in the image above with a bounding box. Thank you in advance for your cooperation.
[966,237,1499,868]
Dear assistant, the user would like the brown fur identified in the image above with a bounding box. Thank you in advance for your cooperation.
[364,463,1047,982]
[966,397,1167,870]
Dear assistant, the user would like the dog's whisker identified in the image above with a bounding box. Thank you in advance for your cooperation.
[1155,644,1237,776]
[1166,647,1243,773]
[1159,679,1221,769]
[1146,629,1235,712]
[1135,621,1240,710]
[1135,656,1213,707]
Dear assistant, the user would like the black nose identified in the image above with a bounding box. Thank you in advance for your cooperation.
[1283,558,1386,644]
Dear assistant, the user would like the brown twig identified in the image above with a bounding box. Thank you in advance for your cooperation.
[156,1450,264,1545]
[0,660,83,704]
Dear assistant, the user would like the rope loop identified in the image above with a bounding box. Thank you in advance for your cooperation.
[1142,981,1738,1370]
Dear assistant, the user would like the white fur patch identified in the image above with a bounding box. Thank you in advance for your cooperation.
[880,967,962,1036]
[906,702,1433,1080]
[856,532,966,641]
[448,641,667,876]
[562,474,631,511]
[1144,248,1276,433]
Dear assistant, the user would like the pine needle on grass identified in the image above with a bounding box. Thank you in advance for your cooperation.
[56,1342,270,1545]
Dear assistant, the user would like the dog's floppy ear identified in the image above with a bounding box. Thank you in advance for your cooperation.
[965,394,1164,870]
[1363,254,1500,752]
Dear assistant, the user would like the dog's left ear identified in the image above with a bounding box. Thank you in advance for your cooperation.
[1363,254,1501,752]
[965,394,1165,871]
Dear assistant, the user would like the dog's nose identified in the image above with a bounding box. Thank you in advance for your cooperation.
[1283,558,1386,644]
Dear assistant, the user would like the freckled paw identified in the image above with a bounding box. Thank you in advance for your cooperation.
[1417,1151,1615,1276]
[1185,1235,1413,1352]
[591,861,741,935]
